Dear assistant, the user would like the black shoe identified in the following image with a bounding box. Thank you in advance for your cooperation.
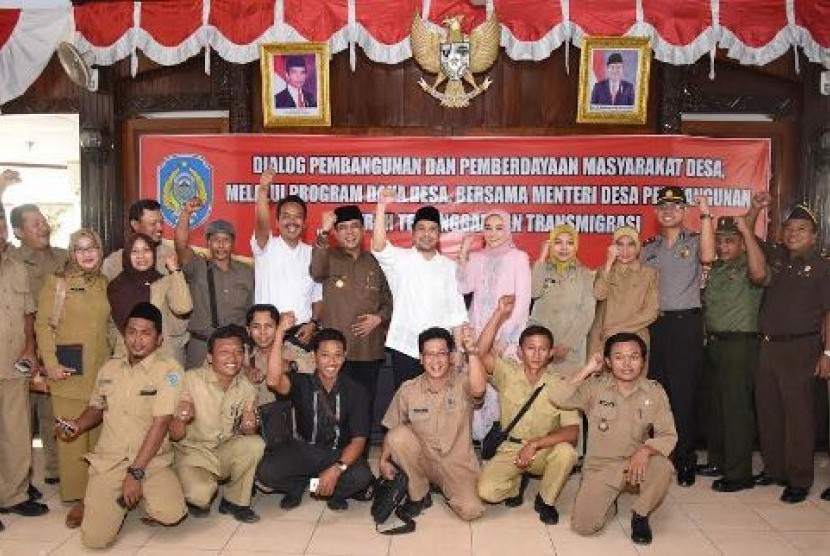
[327,496,348,511]
[0,499,49,517]
[753,471,786,487]
[821,486,830,501]
[186,502,211,518]
[350,483,376,502]
[218,498,260,523]
[631,512,653,545]
[780,486,809,504]
[27,484,42,500]
[504,475,530,508]
[677,466,696,487]
[534,495,559,525]
[280,490,304,510]
[697,464,723,477]
[712,478,754,493]
[400,493,432,518]
[44,477,60,486]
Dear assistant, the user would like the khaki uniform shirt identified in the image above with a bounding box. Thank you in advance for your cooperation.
[703,254,762,333]
[101,241,174,281]
[8,244,69,302]
[0,250,35,379]
[641,231,702,311]
[184,256,253,340]
[759,244,830,335]
[491,358,581,444]
[382,370,479,473]
[248,349,277,407]
[35,273,111,401]
[594,263,659,339]
[87,352,183,472]
[530,262,596,373]
[310,245,393,361]
[549,373,677,481]
[174,366,258,473]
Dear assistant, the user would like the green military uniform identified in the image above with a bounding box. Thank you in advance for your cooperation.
[174,366,264,509]
[35,272,110,501]
[478,358,579,505]
[549,373,677,535]
[81,353,186,549]
[702,219,762,483]
[9,244,68,482]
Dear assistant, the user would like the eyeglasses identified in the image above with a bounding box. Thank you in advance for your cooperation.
[73,245,98,254]
[422,350,450,359]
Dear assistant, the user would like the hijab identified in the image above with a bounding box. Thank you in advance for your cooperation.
[613,226,640,248]
[548,224,579,273]
[107,233,163,334]
[63,228,104,279]
[480,210,515,259]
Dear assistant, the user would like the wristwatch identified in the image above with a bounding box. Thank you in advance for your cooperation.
[127,466,146,481]
[335,460,349,472]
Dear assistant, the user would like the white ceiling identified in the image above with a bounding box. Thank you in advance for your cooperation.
[0,113,79,167]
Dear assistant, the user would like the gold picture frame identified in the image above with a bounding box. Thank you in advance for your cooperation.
[577,36,651,125]
[260,42,330,127]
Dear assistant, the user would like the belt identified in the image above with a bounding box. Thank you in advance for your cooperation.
[660,308,702,318]
[707,331,759,341]
[760,331,820,342]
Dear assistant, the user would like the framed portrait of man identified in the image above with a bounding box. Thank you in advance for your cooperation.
[577,36,651,125]
[260,42,330,127]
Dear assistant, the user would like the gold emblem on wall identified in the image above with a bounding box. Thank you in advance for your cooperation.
[410,13,500,108]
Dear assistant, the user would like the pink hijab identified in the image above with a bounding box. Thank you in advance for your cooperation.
[480,210,515,259]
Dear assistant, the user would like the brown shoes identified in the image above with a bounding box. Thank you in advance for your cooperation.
[65,501,84,529]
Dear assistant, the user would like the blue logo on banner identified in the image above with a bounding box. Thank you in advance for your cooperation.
[157,154,212,229]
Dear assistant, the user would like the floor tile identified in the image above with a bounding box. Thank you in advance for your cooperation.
[142,515,240,550]
[389,520,471,556]
[633,529,719,556]
[751,501,830,531]
[706,530,801,556]
[779,531,830,553]
[251,495,326,523]
[548,522,640,556]
[472,522,554,556]
[683,501,771,530]
[223,520,315,553]
[135,549,220,556]
[0,540,61,556]
[306,523,391,556]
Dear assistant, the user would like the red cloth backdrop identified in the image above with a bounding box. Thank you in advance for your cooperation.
[1,1,829,104]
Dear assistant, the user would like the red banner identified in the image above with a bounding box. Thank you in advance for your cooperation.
[140,135,770,268]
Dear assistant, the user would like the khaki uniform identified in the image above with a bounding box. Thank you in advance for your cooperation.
[0,251,36,507]
[174,366,264,508]
[530,262,596,375]
[382,370,484,521]
[35,273,110,501]
[81,352,186,549]
[8,243,68,481]
[478,358,580,505]
[112,271,192,366]
[591,263,659,355]
[549,374,677,535]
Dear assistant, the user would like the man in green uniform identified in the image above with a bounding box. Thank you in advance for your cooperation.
[699,216,762,492]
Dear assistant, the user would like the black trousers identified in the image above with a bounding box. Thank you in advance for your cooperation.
[256,441,374,499]
[390,349,422,391]
[648,310,703,470]
[342,359,383,428]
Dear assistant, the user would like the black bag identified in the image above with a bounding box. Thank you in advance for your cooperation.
[480,385,545,460]
[371,466,415,535]
[258,398,294,448]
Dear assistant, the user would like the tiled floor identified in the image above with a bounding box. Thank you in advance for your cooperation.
[4,451,830,555]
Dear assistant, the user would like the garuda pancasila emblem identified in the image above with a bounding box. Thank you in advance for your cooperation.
[410,13,500,108]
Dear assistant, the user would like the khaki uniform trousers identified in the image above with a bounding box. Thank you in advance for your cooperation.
[0,378,32,507]
[571,454,674,536]
[478,442,578,506]
[176,435,265,508]
[81,461,186,549]
[52,396,100,501]
[30,390,59,479]
[386,425,484,521]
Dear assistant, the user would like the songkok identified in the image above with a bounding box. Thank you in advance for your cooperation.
[335,205,363,225]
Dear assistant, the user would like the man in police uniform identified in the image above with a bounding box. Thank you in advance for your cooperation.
[699,216,762,492]
[379,327,486,522]
[170,324,264,523]
[0,201,49,527]
[57,302,186,549]
[471,296,580,524]
[550,333,677,545]
[739,204,830,503]
[641,187,714,486]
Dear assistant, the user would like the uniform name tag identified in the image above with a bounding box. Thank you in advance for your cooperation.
[598,400,616,407]
[412,408,429,414]
[139,388,158,396]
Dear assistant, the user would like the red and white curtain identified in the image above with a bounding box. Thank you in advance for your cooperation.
[2,0,830,105]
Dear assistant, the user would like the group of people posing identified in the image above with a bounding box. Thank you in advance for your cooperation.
[1,166,828,549]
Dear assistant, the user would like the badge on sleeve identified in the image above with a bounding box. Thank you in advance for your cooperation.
[166,372,180,388]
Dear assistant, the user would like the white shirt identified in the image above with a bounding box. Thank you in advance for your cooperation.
[373,243,467,359]
[250,234,322,323]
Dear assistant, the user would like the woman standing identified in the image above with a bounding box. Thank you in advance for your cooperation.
[35,229,110,528]
[529,224,596,376]
[590,226,659,355]
[107,233,192,365]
